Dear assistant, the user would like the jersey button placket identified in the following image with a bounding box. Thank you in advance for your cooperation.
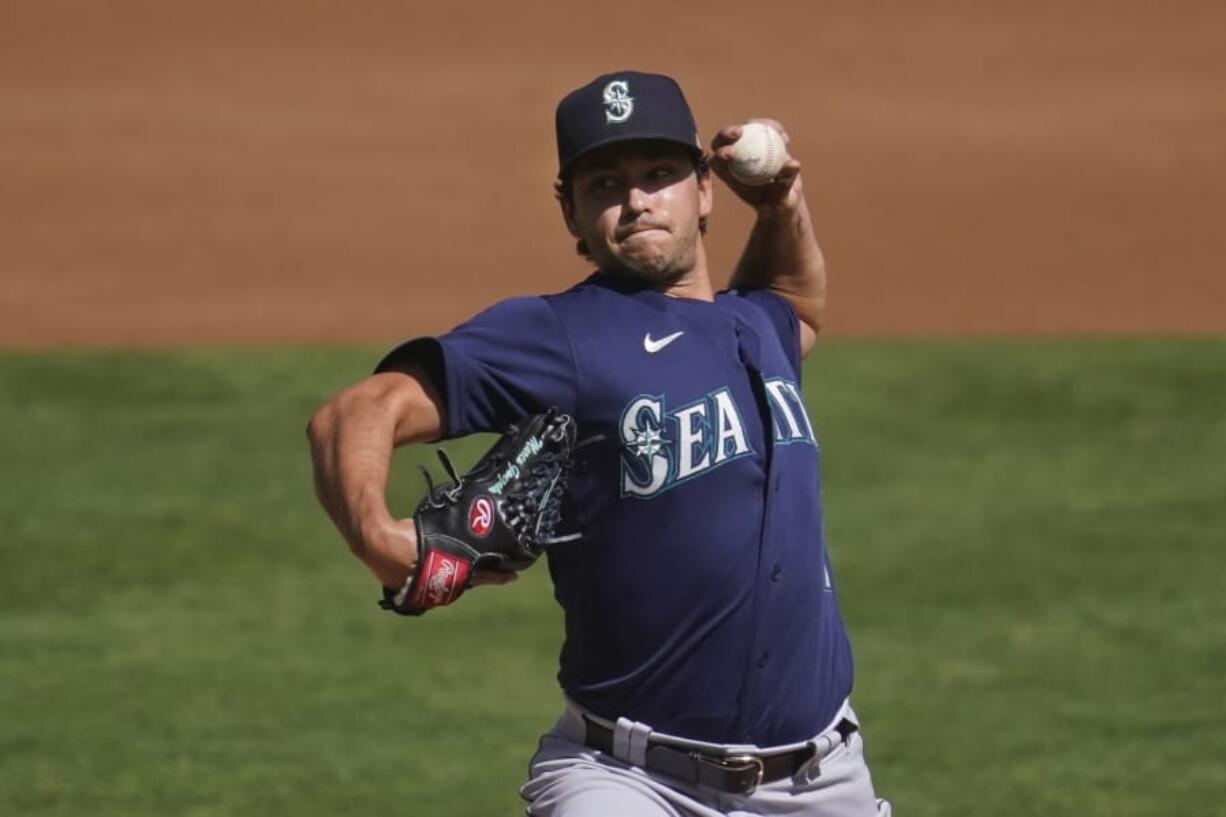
[737,325,779,728]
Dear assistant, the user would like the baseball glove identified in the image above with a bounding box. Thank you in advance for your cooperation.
[380,408,578,616]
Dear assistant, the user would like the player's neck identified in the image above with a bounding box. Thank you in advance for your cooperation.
[660,243,714,302]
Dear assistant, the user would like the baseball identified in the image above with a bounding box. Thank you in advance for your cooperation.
[726,122,789,186]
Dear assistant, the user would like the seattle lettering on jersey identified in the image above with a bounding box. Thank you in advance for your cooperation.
[619,378,817,499]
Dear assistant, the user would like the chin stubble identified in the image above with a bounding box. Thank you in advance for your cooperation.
[604,228,698,288]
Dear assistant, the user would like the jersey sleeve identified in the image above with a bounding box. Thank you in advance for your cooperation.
[728,288,802,376]
[374,296,578,438]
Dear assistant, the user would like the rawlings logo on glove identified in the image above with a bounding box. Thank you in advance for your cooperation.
[468,497,494,537]
[413,551,468,609]
[380,409,579,616]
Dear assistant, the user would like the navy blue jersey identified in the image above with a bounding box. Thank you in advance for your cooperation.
[377,273,853,746]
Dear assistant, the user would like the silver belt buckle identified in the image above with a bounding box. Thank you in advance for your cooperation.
[712,753,765,794]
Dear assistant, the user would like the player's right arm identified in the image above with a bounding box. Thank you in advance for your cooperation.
[313,296,576,594]
[306,365,441,588]
[308,364,520,594]
[307,366,440,590]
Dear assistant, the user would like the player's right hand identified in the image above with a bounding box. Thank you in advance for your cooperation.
[368,516,516,589]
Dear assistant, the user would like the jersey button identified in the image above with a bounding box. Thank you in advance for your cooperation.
[770,565,783,582]
[757,651,769,669]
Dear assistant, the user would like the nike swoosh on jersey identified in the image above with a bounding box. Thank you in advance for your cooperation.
[643,331,684,354]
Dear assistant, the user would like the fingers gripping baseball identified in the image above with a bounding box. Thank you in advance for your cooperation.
[710,119,803,211]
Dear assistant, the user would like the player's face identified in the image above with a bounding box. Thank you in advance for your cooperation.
[562,143,713,287]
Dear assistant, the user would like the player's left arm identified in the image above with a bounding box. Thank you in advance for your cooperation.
[713,119,824,359]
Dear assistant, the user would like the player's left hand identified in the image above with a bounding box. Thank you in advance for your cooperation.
[709,118,804,216]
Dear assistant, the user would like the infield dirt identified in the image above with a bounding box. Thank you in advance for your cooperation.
[2,0,1223,345]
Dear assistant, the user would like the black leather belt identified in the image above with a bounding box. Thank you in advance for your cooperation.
[583,717,856,795]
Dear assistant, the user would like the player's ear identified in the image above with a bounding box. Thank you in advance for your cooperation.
[556,183,581,238]
[697,167,713,220]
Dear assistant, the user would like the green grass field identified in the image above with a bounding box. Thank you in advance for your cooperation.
[2,340,1223,816]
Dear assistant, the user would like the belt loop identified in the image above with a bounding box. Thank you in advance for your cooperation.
[627,721,652,767]
[612,717,653,766]
[612,717,634,762]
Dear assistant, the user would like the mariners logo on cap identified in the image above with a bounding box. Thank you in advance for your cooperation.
[602,80,634,124]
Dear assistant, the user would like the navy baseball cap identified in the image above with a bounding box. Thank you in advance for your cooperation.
[555,70,703,176]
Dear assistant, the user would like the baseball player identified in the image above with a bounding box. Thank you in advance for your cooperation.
[308,70,891,816]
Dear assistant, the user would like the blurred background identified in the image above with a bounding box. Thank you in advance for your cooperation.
[2,2,1223,816]
[3,0,1223,344]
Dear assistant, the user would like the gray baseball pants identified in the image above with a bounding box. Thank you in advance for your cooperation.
[520,699,891,816]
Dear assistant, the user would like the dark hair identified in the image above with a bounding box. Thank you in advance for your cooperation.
[555,153,711,260]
